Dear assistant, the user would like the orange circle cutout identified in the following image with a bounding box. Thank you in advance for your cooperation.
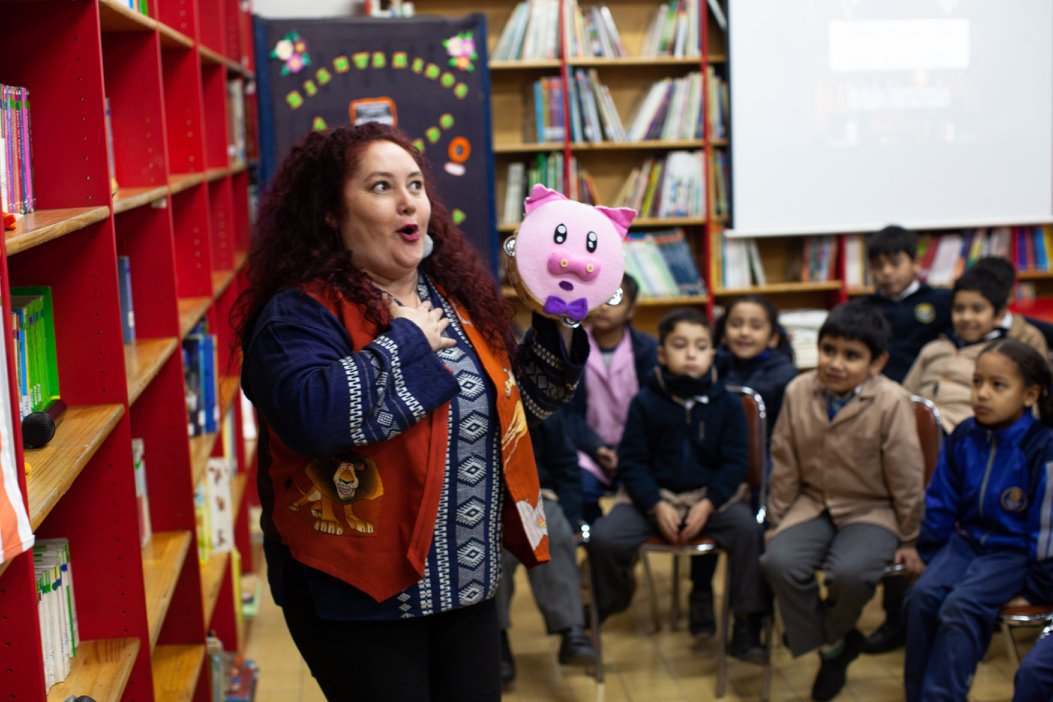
[448,137,471,163]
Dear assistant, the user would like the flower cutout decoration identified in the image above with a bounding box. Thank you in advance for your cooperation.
[443,31,477,72]
[271,31,311,76]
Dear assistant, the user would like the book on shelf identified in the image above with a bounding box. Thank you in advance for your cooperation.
[206,457,235,554]
[706,0,727,31]
[226,79,248,164]
[117,255,136,344]
[34,538,80,690]
[615,151,704,219]
[0,84,35,215]
[779,308,829,370]
[624,229,706,299]
[183,322,218,437]
[194,477,211,565]
[641,0,702,58]
[0,294,32,566]
[10,286,59,420]
[104,97,119,197]
[132,437,152,547]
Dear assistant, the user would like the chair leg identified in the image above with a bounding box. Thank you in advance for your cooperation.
[671,554,682,630]
[716,552,731,698]
[582,552,605,683]
[1002,621,1021,668]
[761,613,774,702]
[641,550,662,633]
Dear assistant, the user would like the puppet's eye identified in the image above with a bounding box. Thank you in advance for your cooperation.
[586,231,597,253]
[554,224,567,244]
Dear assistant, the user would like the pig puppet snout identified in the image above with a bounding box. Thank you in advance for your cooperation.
[547,252,601,281]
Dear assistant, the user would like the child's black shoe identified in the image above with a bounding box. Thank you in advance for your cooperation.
[558,625,599,666]
[689,590,716,637]
[727,614,767,664]
[499,629,516,684]
[811,629,864,701]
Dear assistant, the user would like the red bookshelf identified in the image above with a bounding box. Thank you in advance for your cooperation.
[0,0,259,699]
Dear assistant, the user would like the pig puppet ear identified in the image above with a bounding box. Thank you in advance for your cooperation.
[594,205,636,240]
[523,184,567,215]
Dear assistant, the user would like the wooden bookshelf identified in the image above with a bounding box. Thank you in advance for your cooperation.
[142,531,193,648]
[152,644,205,702]
[46,637,141,702]
[0,0,259,697]
[25,404,126,530]
[113,185,170,215]
[189,431,220,488]
[714,281,844,296]
[201,550,230,623]
[5,207,111,255]
[178,296,213,338]
[125,338,180,406]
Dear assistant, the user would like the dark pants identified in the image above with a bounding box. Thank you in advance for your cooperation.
[904,533,1028,702]
[581,469,613,525]
[277,560,501,701]
[1014,629,1053,702]
[588,501,769,618]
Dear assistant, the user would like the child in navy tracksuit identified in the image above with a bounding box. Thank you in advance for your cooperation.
[588,308,768,662]
[1015,626,1053,702]
[904,339,1053,702]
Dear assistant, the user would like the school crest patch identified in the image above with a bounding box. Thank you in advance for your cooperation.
[1001,486,1028,512]
[915,302,936,324]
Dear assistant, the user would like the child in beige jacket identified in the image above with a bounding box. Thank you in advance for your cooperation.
[760,301,924,702]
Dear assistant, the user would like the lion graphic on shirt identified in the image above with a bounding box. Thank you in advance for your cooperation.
[288,455,383,535]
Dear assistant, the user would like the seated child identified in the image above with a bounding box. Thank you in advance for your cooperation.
[904,261,1038,433]
[759,301,924,702]
[681,295,796,637]
[715,294,798,434]
[971,256,1050,358]
[497,411,597,684]
[588,308,768,662]
[1015,627,1053,702]
[565,273,657,524]
[903,339,1053,702]
[863,225,952,383]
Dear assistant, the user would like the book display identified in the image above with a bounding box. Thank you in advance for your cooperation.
[0,0,259,699]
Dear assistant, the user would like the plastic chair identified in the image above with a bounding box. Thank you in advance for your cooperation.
[638,385,769,699]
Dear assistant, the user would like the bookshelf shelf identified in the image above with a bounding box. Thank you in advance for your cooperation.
[201,550,230,623]
[5,207,112,256]
[152,643,205,702]
[232,472,247,521]
[142,530,193,648]
[157,23,194,50]
[199,45,226,66]
[1018,270,1053,282]
[244,438,257,471]
[114,186,170,215]
[212,269,236,299]
[169,172,207,195]
[206,166,229,183]
[45,637,141,702]
[568,54,727,68]
[569,139,705,151]
[637,294,708,306]
[125,338,180,406]
[178,296,213,338]
[219,375,241,417]
[25,404,126,530]
[714,281,844,296]
[190,431,220,488]
[494,142,568,154]
[98,0,155,33]
[490,59,562,71]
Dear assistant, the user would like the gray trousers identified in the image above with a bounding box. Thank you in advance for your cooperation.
[759,513,898,657]
[588,501,770,618]
[497,497,584,634]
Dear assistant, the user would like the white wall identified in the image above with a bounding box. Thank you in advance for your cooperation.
[253,0,356,18]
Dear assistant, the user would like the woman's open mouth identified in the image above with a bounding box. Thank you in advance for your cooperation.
[398,224,420,241]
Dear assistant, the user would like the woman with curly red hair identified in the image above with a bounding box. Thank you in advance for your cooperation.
[235,122,587,700]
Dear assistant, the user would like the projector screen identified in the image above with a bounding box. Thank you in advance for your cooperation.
[727,0,1053,237]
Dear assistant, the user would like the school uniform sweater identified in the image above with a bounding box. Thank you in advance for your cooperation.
[866,284,952,383]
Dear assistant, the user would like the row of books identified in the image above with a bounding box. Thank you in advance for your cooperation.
[184,321,219,438]
[711,151,730,217]
[226,80,248,164]
[640,0,703,58]
[495,0,624,61]
[721,237,766,289]
[35,538,79,691]
[613,151,706,218]
[527,68,728,146]
[1,84,35,216]
[501,155,599,224]
[195,454,235,566]
[10,286,59,420]
[624,228,707,299]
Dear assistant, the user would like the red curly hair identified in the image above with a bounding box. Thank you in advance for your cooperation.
[233,122,515,357]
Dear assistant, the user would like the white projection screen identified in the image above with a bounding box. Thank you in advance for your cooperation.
[727,0,1053,237]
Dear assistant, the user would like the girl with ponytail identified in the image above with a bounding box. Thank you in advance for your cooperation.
[903,338,1053,701]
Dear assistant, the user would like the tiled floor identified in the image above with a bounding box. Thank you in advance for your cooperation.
[242,548,1031,701]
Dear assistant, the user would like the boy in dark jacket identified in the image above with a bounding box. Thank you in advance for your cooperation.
[861,224,952,653]
[587,308,768,662]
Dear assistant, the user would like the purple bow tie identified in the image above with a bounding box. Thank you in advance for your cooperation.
[544,296,588,322]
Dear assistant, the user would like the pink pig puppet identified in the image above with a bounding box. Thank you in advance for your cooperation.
[503,184,634,326]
